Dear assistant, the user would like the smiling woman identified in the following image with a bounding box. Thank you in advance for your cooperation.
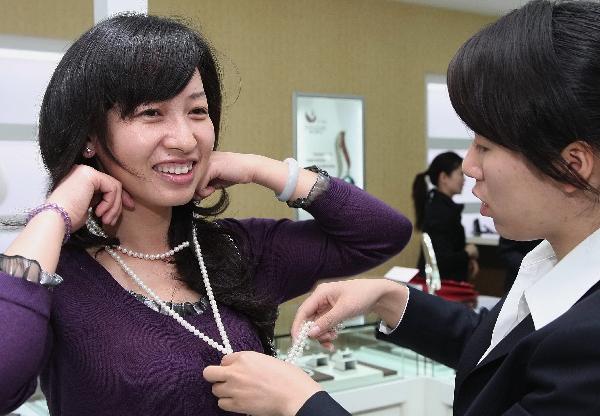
[0,14,412,416]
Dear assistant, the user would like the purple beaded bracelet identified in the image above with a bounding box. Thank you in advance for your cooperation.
[26,203,72,244]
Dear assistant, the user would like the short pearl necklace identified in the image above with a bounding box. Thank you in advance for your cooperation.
[115,241,190,260]
[106,226,233,355]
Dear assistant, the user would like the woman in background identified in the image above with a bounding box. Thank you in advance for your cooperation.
[412,151,479,281]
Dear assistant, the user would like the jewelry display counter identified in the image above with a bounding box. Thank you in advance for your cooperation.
[276,324,456,416]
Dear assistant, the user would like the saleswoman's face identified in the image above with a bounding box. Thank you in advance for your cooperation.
[463,134,563,241]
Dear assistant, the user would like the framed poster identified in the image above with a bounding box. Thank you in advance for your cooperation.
[293,93,364,219]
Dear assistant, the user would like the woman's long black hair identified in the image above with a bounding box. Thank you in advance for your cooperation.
[38,14,277,354]
[447,0,600,196]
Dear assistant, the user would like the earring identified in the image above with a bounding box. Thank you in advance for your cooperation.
[84,146,95,157]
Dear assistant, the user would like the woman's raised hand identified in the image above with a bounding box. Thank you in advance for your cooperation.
[195,152,261,199]
[194,152,319,202]
[46,165,134,231]
[4,165,134,273]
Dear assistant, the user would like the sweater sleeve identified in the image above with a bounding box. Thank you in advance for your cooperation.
[221,178,412,303]
[0,272,53,414]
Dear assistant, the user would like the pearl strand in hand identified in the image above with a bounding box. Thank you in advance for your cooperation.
[284,320,315,364]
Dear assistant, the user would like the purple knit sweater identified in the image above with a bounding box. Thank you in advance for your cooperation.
[0,179,412,415]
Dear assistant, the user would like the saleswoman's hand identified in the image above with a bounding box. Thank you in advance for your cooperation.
[292,279,409,349]
[203,351,322,416]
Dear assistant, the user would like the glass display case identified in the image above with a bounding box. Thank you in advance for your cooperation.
[276,324,456,416]
[14,324,457,416]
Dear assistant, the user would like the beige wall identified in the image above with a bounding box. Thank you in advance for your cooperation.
[0,0,495,334]
[1,0,92,39]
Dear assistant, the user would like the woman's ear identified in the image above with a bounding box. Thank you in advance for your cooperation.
[560,141,595,193]
[438,171,449,184]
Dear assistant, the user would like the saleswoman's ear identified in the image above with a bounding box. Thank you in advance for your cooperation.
[560,140,595,193]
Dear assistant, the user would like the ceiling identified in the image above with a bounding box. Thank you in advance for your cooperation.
[394,0,529,16]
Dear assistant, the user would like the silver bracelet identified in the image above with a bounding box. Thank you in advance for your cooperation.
[287,166,330,209]
[40,270,64,287]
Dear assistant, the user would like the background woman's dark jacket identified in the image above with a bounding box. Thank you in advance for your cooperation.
[417,189,469,281]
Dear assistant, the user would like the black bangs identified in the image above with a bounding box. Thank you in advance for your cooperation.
[447,0,579,152]
[446,0,597,188]
[87,14,206,115]
[39,13,222,187]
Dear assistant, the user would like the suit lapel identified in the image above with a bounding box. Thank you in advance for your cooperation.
[455,280,600,411]
[454,298,504,390]
[475,315,535,369]
[472,278,600,373]
[455,300,535,392]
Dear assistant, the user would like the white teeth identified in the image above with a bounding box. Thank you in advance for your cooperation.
[155,162,193,175]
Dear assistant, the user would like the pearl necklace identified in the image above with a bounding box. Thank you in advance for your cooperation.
[106,226,233,355]
[284,320,314,364]
[115,241,190,260]
[89,208,324,361]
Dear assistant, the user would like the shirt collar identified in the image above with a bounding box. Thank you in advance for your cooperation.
[523,227,600,330]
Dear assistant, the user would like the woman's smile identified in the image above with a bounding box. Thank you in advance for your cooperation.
[153,160,197,185]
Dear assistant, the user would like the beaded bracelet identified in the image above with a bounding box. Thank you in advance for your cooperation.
[26,203,72,244]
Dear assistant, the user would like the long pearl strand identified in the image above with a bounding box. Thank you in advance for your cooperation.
[106,226,232,355]
[115,241,190,260]
[284,320,315,364]
[90,206,328,361]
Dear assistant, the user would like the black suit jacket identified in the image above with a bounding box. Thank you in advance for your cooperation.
[299,283,600,415]
[417,190,469,282]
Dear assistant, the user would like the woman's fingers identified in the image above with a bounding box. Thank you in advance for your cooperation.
[121,189,135,210]
[292,284,344,340]
[90,171,125,225]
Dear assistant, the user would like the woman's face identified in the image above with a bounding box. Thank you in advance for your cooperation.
[94,70,215,210]
[462,134,565,241]
[442,166,465,196]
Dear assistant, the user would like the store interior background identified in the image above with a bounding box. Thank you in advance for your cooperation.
[0,0,520,335]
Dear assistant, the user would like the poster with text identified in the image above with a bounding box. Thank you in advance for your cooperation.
[294,93,364,220]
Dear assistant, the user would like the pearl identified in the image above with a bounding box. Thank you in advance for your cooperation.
[114,240,191,261]
[284,320,315,364]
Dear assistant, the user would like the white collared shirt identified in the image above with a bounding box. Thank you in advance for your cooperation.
[478,227,600,364]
